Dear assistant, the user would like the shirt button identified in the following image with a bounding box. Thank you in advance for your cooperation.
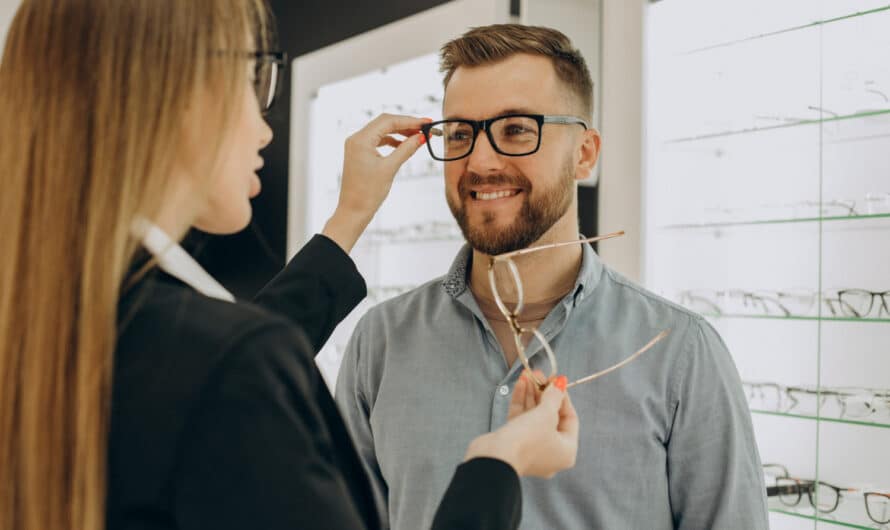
[498,385,510,396]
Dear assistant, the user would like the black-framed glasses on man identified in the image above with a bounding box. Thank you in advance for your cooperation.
[420,114,589,161]
[249,51,287,114]
[486,231,670,389]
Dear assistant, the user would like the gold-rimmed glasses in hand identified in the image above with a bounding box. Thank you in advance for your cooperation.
[487,231,671,389]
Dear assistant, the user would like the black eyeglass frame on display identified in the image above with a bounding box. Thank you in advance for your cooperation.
[420,113,589,161]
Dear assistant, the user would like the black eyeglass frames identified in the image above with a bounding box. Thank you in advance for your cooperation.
[248,51,287,114]
[420,114,589,161]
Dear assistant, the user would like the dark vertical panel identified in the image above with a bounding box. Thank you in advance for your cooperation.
[578,184,599,249]
[195,0,452,298]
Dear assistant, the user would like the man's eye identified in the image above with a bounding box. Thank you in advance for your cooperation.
[448,132,471,142]
[505,125,533,135]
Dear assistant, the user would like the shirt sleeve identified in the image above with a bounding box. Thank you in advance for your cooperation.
[252,234,367,352]
[666,318,769,530]
[334,320,391,527]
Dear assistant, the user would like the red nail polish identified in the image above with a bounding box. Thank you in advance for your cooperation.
[554,375,567,391]
[418,134,427,145]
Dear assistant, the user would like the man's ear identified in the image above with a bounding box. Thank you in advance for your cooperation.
[574,128,601,181]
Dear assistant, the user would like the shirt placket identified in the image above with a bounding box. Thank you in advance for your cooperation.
[459,291,580,431]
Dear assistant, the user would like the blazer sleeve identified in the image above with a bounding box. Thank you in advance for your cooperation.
[252,234,366,352]
[172,320,524,530]
[431,458,522,530]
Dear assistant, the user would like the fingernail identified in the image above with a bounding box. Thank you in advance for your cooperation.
[554,375,567,392]
[422,117,434,123]
[417,133,427,145]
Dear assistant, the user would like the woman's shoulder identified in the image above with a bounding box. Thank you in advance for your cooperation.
[108,272,322,526]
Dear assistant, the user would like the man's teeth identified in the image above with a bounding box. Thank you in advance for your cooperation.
[476,190,517,200]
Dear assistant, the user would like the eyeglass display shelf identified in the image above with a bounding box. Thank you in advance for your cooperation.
[768,497,890,530]
[701,313,890,323]
[769,507,878,530]
[683,5,890,55]
[751,409,890,430]
[664,108,890,144]
[660,213,890,230]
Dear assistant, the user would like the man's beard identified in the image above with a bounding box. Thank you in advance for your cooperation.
[447,156,575,256]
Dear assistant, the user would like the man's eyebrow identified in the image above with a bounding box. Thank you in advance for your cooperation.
[443,107,540,121]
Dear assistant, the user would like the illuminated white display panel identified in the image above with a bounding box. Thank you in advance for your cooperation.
[644,2,890,529]
[304,53,463,388]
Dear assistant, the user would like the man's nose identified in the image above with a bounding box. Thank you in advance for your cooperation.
[465,131,506,175]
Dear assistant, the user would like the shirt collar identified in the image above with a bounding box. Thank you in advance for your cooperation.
[442,236,604,302]
[132,218,236,303]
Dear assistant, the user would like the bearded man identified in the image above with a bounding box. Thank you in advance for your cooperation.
[335,24,768,530]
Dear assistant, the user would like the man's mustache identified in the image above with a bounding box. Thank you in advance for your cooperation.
[457,173,532,196]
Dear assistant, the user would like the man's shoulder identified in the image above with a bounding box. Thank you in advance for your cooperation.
[601,266,702,321]
[360,276,453,324]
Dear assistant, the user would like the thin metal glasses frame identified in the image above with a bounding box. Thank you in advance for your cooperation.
[486,231,670,388]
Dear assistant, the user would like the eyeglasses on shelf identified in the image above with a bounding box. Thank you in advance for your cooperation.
[743,381,890,420]
[677,287,890,319]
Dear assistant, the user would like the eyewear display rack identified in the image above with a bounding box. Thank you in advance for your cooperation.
[644,2,890,529]
[304,53,463,390]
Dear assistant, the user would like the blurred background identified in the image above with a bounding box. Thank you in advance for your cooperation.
[2,1,889,528]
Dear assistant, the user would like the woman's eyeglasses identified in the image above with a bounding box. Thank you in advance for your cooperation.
[249,51,287,114]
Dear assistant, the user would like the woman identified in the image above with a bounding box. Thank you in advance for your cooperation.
[0,1,579,529]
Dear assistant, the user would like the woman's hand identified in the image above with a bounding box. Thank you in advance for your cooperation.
[464,372,579,478]
[322,113,430,253]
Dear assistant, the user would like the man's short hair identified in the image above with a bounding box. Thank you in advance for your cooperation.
[440,24,594,120]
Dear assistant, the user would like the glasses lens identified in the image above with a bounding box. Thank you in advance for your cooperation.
[776,477,803,506]
[812,482,839,513]
[866,493,890,524]
[254,60,279,112]
[838,289,874,318]
[490,116,540,155]
[426,121,474,161]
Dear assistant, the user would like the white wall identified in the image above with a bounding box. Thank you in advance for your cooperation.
[0,0,20,54]
[598,0,645,282]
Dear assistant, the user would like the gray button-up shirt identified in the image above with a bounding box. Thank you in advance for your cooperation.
[335,243,768,530]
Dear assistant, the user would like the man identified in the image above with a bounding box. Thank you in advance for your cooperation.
[336,24,768,530]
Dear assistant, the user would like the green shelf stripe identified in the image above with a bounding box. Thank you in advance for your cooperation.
[703,313,890,323]
[769,508,876,529]
[684,5,890,55]
[661,213,890,230]
[665,109,890,144]
[751,410,890,430]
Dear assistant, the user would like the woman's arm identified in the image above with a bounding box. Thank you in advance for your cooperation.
[251,114,428,352]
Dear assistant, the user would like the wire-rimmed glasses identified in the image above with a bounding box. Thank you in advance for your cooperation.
[865,491,890,524]
[420,114,589,161]
[487,231,671,388]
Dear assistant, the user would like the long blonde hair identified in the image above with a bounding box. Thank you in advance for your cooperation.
[0,1,271,528]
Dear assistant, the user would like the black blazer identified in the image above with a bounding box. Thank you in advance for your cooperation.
[107,235,521,530]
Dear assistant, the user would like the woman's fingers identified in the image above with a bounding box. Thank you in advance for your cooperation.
[377,136,403,149]
[507,375,528,420]
[557,391,579,436]
[363,113,430,143]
